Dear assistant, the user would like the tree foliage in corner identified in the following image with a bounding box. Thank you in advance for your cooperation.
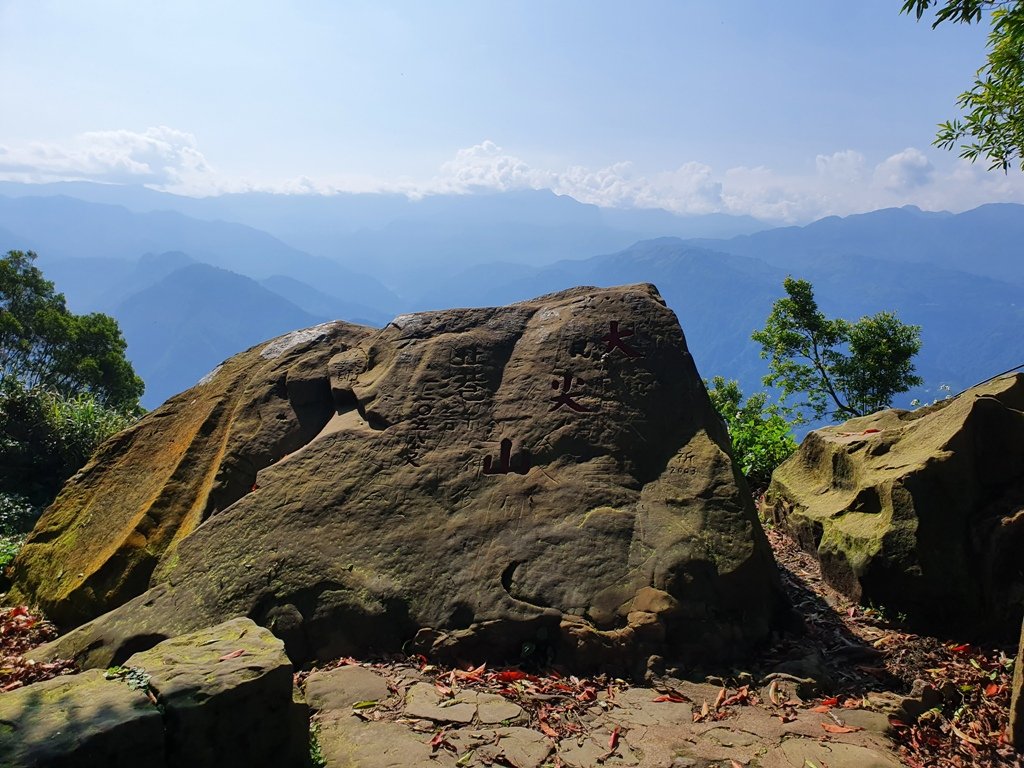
[752,277,922,422]
[0,250,143,507]
[706,377,797,490]
[1,250,143,409]
[902,0,1024,171]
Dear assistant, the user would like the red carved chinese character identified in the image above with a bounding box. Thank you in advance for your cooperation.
[482,438,530,475]
[549,373,594,412]
[602,321,641,358]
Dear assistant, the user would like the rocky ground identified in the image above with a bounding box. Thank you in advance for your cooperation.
[2,527,1021,767]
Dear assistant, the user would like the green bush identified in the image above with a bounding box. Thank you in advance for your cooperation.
[706,376,798,490]
[0,492,39,569]
[0,380,138,507]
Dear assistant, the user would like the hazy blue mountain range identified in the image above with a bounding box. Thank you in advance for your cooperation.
[687,203,1024,285]
[0,181,1020,417]
[0,182,767,295]
[115,263,322,406]
[0,194,401,311]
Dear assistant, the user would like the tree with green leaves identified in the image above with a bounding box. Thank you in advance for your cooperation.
[902,0,1024,171]
[1,250,143,508]
[705,376,797,490]
[752,277,923,422]
[1,250,143,409]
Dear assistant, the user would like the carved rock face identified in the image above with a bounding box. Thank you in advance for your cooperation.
[766,373,1024,635]
[20,284,784,673]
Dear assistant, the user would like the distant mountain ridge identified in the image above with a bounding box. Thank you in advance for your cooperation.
[0,180,1020,417]
[686,203,1024,285]
[115,263,322,406]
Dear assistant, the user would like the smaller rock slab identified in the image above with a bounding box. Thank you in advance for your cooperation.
[763,736,903,768]
[305,665,391,712]
[473,727,552,768]
[125,616,306,768]
[0,669,165,768]
[405,682,478,723]
[316,718,451,768]
[403,682,525,725]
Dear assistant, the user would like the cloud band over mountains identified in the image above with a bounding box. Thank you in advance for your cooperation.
[2,128,1022,224]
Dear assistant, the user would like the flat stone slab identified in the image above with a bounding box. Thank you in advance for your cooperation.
[762,737,903,768]
[305,665,391,711]
[317,718,455,768]
[402,682,525,725]
[476,727,552,768]
[0,669,165,768]
[404,682,478,723]
[476,691,526,724]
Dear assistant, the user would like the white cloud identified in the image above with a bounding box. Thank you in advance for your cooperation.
[873,147,934,191]
[2,130,1024,223]
[437,140,552,191]
[0,127,217,189]
[816,149,866,182]
[433,142,726,215]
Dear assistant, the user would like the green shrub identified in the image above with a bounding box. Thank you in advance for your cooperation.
[706,376,798,490]
[0,380,138,507]
[0,492,39,569]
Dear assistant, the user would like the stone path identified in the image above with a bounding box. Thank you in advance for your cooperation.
[304,663,902,768]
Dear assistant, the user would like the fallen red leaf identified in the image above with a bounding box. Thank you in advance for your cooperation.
[984,682,1000,697]
[539,721,558,739]
[429,730,447,751]
[721,685,750,707]
[218,649,246,661]
[821,696,839,707]
[822,722,862,734]
[608,725,620,751]
[949,643,970,653]
[493,670,528,683]
[652,694,687,703]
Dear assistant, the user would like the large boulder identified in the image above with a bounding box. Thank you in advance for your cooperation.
[21,284,784,673]
[8,321,373,626]
[765,373,1024,633]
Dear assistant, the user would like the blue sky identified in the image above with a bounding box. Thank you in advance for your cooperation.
[1,0,1022,221]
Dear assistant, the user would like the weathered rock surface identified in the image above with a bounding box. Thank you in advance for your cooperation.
[0,617,306,767]
[8,321,373,627]
[765,373,1024,633]
[304,667,901,768]
[23,284,784,673]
